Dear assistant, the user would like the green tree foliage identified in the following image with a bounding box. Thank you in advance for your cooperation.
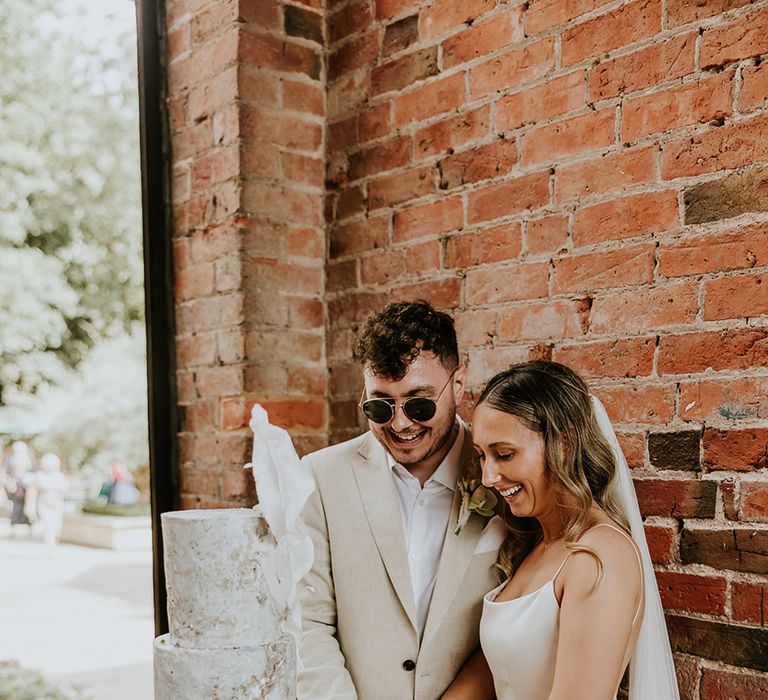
[0,0,143,406]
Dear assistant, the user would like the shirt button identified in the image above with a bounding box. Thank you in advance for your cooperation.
[418,499,425,506]
[411,553,419,560]
[402,659,416,671]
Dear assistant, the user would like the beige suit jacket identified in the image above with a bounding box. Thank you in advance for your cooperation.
[298,430,502,700]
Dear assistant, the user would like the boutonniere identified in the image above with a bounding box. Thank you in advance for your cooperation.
[455,476,497,535]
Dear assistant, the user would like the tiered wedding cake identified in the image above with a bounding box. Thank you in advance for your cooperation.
[153,509,295,699]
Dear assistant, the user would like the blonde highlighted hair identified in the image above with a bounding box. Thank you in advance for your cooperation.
[476,360,630,579]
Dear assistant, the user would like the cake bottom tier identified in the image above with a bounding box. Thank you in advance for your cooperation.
[153,634,295,699]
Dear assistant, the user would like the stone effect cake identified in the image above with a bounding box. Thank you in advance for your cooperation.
[153,509,296,699]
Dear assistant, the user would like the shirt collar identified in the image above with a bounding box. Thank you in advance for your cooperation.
[387,417,465,491]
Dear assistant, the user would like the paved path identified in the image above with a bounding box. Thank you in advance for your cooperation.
[0,522,154,699]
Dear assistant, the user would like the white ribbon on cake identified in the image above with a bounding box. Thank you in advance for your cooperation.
[247,404,315,659]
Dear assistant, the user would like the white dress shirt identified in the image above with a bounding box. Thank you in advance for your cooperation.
[387,420,465,636]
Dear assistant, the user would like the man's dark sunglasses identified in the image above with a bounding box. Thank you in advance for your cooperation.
[359,371,457,424]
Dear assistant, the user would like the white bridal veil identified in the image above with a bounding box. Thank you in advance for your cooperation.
[591,396,680,700]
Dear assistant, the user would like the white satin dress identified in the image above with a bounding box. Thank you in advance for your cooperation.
[479,524,640,700]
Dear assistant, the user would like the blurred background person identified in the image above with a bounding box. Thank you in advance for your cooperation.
[32,452,69,556]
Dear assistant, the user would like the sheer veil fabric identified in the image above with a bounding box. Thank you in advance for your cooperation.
[590,396,680,700]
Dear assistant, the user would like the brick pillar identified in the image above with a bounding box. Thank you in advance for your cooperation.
[167,0,327,508]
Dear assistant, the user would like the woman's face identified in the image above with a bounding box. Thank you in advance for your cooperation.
[472,403,559,520]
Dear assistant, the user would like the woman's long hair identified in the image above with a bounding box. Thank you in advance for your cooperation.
[476,360,630,579]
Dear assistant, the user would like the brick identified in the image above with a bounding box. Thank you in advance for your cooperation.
[521,108,615,167]
[394,72,466,126]
[556,147,656,204]
[679,376,768,422]
[740,61,768,112]
[196,366,244,397]
[175,262,215,300]
[182,399,217,432]
[242,182,321,226]
[644,524,676,564]
[655,571,727,615]
[681,527,768,575]
[241,104,322,150]
[524,0,615,35]
[177,334,218,367]
[721,478,739,521]
[648,430,701,471]
[593,383,676,424]
[526,215,568,255]
[372,47,440,96]
[634,478,717,517]
[439,139,519,189]
[375,0,417,20]
[732,582,768,625]
[336,186,366,220]
[329,0,372,44]
[621,73,733,142]
[240,30,321,78]
[617,431,646,469]
[686,165,768,225]
[180,465,220,497]
[704,271,768,320]
[469,38,555,100]
[662,114,768,179]
[701,6,768,70]
[247,259,322,297]
[672,653,700,699]
[419,0,496,41]
[496,71,585,132]
[286,226,324,259]
[442,11,521,69]
[561,0,661,67]
[328,70,371,119]
[283,79,324,116]
[573,191,678,247]
[700,668,768,698]
[327,259,358,292]
[590,280,698,334]
[444,223,522,268]
[245,329,324,364]
[391,276,462,309]
[330,216,389,258]
[328,116,358,151]
[588,32,696,101]
[348,136,411,180]
[659,327,768,374]
[667,0,756,28]
[553,337,655,378]
[703,428,768,471]
[658,222,768,277]
[394,196,463,242]
[466,345,530,387]
[414,106,491,159]
[327,290,389,326]
[455,308,498,348]
[368,166,435,209]
[244,365,289,394]
[551,244,655,294]
[467,171,550,224]
[404,240,441,276]
[329,31,380,80]
[742,482,768,521]
[359,101,391,143]
[382,14,418,56]
[465,261,549,305]
[498,299,588,341]
[282,153,324,188]
[284,5,323,44]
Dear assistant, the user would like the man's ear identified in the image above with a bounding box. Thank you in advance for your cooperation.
[452,365,468,404]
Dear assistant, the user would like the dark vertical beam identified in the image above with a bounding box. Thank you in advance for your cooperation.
[135,0,178,636]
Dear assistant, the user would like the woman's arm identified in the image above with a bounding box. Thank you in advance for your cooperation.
[548,527,643,700]
[441,647,496,700]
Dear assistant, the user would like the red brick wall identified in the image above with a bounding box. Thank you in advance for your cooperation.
[166,0,327,508]
[166,0,768,694]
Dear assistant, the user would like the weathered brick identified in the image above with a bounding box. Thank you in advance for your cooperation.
[704,271,768,321]
[553,337,655,378]
[523,108,615,167]
[644,523,676,564]
[524,0,614,35]
[240,30,321,78]
[700,668,768,699]
[382,14,418,56]
[327,259,358,292]
[329,31,379,80]
[573,191,678,247]
[648,430,701,471]
[498,300,587,341]
[659,328,768,374]
[348,136,411,180]
[552,244,655,294]
[371,47,439,96]
[465,261,549,305]
[679,376,768,423]
[466,171,551,224]
[284,5,323,44]
[439,139,519,189]
[444,223,522,268]
[703,427,768,471]
[740,61,768,112]
[593,383,676,424]
[741,482,768,521]
[375,0,414,21]
[358,101,392,143]
[681,527,768,574]
[590,280,698,334]
[588,32,696,101]
[330,216,389,258]
[621,72,733,142]
[701,6,768,69]
[442,11,521,69]
[656,571,727,615]
[732,581,768,625]
[283,79,324,116]
[394,72,466,126]
[414,106,491,159]
[634,478,717,517]
[526,215,569,256]
[561,0,661,67]
[368,166,435,209]
[455,308,497,348]
[419,0,496,41]
[667,0,756,28]
[470,38,555,100]
[391,276,462,309]
[394,196,464,242]
[329,0,372,44]
[685,166,768,225]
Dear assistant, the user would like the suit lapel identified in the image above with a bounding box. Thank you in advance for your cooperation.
[422,432,485,644]
[351,433,418,631]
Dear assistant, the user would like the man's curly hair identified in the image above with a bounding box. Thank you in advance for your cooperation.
[353,300,459,380]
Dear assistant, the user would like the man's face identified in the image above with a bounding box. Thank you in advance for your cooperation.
[363,351,466,469]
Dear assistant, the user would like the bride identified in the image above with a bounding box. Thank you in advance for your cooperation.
[443,361,679,700]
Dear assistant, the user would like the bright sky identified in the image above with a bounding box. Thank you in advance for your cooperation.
[45,0,137,52]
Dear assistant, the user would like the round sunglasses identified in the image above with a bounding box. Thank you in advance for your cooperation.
[359,370,457,424]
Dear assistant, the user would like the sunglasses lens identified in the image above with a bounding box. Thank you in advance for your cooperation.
[403,398,437,422]
[362,400,394,424]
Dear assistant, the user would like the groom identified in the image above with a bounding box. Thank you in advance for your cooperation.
[298,300,503,700]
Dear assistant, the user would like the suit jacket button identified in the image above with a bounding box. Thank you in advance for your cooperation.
[402,659,416,671]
